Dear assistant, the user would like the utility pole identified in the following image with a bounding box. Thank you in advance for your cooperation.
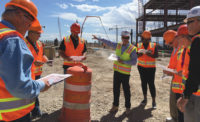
[58,17,62,41]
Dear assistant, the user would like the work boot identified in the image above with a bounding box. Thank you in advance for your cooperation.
[32,111,48,119]
[109,105,118,113]
[125,108,131,115]
[152,101,157,109]
[166,117,176,122]
[140,99,147,105]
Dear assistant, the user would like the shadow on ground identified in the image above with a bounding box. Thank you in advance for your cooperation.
[32,109,61,122]
[100,104,154,122]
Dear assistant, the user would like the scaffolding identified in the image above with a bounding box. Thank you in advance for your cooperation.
[136,0,200,45]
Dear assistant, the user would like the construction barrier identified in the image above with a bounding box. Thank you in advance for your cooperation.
[60,65,92,122]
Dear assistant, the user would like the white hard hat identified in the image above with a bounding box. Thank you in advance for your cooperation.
[184,6,200,23]
[121,31,130,37]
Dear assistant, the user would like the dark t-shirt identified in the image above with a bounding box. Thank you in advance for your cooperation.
[59,35,87,54]
[59,35,87,69]
[184,33,200,98]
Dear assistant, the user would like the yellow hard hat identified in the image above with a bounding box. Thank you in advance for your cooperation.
[5,0,39,24]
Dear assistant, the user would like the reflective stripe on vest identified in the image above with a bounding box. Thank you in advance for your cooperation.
[171,47,185,94]
[137,43,156,68]
[34,41,44,76]
[64,82,91,92]
[0,98,35,111]
[113,43,136,75]
[63,101,90,110]
[34,66,42,74]
[0,24,35,121]
[113,63,131,73]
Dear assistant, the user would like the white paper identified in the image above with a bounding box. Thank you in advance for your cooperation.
[160,74,173,80]
[70,56,84,62]
[138,49,147,54]
[108,53,118,61]
[38,74,72,85]
[157,64,177,74]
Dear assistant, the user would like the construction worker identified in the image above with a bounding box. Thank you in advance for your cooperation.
[137,30,158,108]
[163,30,179,122]
[92,31,137,114]
[164,25,189,122]
[25,23,49,118]
[0,0,51,122]
[59,22,87,73]
[177,6,200,122]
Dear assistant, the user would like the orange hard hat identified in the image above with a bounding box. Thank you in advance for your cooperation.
[70,23,80,34]
[177,24,188,36]
[5,0,39,24]
[163,30,177,44]
[141,31,151,39]
[29,21,43,33]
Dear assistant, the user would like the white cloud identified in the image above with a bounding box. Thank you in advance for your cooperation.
[73,0,85,2]
[56,3,68,9]
[92,0,99,2]
[51,0,139,42]
[70,4,116,12]
[52,12,84,22]
[100,1,138,28]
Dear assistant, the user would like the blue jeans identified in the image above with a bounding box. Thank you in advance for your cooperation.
[31,97,41,116]
[31,75,41,116]
[0,113,31,122]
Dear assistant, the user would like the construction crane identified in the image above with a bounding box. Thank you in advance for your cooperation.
[109,25,134,44]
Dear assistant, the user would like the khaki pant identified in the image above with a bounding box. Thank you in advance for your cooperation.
[169,83,178,121]
[184,95,200,122]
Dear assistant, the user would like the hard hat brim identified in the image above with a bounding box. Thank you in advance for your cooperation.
[5,3,38,24]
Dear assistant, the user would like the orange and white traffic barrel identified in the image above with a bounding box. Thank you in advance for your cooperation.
[60,65,92,122]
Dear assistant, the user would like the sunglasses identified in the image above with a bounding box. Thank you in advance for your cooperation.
[122,36,129,39]
[186,20,195,25]
[15,8,34,22]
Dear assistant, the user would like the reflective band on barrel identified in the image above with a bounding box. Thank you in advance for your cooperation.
[0,98,35,111]
[63,101,90,110]
[64,82,91,92]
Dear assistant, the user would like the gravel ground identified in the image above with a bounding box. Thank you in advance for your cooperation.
[33,48,172,122]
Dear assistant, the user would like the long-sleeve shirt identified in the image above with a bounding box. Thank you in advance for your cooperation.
[184,33,200,98]
[97,38,137,65]
[0,20,45,99]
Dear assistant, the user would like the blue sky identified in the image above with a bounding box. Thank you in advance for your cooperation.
[0,0,140,42]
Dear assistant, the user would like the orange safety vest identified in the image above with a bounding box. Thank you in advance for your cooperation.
[0,23,35,121]
[168,47,179,69]
[137,42,156,68]
[182,34,200,96]
[24,38,38,80]
[171,47,185,94]
[34,40,44,76]
[63,36,85,66]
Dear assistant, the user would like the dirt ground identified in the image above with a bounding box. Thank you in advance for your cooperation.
[33,48,172,122]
